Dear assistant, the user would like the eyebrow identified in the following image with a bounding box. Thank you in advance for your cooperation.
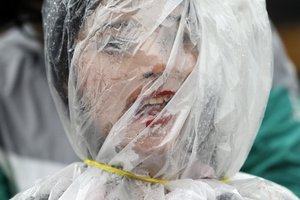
[100,11,192,55]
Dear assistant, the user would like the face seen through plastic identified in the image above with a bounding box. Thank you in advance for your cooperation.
[77,10,198,155]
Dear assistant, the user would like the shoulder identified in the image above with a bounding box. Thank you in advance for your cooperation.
[0,26,44,90]
[0,25,42,60]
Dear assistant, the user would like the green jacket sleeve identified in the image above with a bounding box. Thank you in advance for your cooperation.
[242,87,300,197]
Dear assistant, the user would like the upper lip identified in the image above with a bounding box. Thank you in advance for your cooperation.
[134,90,175,126]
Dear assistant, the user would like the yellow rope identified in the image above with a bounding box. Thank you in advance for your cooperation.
[220,177,230,183]
[84,159,230,184]
[84,159,169,183]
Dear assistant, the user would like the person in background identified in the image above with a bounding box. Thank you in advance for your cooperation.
[0,166,13,200]
[242,25,300,197]
[0,0,78,195]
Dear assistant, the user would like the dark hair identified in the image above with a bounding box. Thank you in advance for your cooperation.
[43,0,100,108]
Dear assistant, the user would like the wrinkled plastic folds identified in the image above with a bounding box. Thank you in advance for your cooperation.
[13,164,299,200]
[44,0,273,180]
[13,0,300,199]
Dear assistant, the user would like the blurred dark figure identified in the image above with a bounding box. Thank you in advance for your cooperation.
[0,0,78,196]
[0,0,43,36]
[267,0,300,72]
[267,0,300,24]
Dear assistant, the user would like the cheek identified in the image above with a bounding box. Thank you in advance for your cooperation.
[78,50,105,100]
[182,50,198,76]
[159,51,197,91]
[127,52,198,153]
[78,51,161,135]
[78,51,120,135]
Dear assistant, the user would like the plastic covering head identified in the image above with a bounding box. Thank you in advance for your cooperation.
[43,0,272,180]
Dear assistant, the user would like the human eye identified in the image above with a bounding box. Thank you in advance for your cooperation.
[104,36,122,52]
[143,64,165,79]
[143,71,154,78]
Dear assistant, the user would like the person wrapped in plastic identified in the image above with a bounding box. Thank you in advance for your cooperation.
[12,0,300,199]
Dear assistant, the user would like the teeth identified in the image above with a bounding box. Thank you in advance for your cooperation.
[143,99,150,105]
[148,97,164,105]
[141,94,174,109]
[149,98,157,105]
[156,97,164,104]
[163,95,171,102]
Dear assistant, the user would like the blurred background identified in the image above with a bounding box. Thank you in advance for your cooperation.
[0,0,300,199]
[0,0,78,199]
[267,0,300,73]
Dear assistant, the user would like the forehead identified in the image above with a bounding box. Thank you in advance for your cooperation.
[78,2,184,42]
[78,14,184,61]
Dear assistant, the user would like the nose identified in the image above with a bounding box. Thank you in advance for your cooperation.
[152,63,166,74]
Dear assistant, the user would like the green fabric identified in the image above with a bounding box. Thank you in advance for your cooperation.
[242,87,300,197]
[0,167,12,200]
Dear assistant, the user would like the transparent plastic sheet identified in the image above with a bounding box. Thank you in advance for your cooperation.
[44,0,273,180]
[228,173,299,200]
[13,0,300,199]
[241,25,300,197]
[12,165,299,200]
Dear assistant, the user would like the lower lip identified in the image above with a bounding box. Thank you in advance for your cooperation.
[145,115,172,127]
[152,90,175,97]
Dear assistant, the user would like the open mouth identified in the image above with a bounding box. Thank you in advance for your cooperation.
[134,90,175,127]
[115,90,175,153]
